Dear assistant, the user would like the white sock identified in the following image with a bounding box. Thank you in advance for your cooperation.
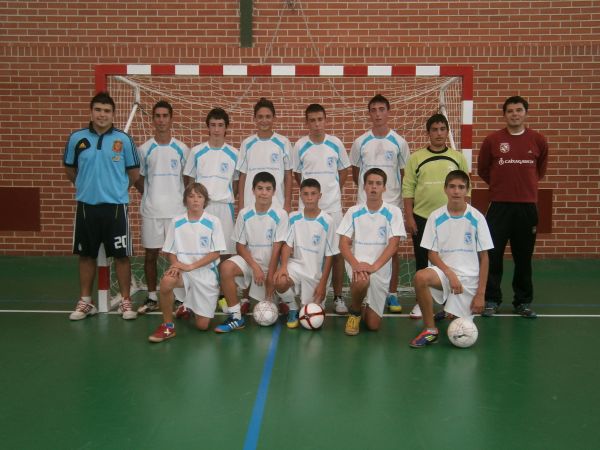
[229,303,241,320]
[81,296,92,303]
[278,288,297,311]
[148,291,158,301]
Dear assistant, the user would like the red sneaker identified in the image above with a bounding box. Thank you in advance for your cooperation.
[174,303,191,320]
[148,324,176,343]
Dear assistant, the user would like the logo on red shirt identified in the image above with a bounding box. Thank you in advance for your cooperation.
[499,143,510,153]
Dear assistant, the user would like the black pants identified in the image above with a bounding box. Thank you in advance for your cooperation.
[411,214,429,271]
[485,202,538,307]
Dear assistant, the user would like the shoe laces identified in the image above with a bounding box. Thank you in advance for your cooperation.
[121,298,133,311]
[76,299,92,313]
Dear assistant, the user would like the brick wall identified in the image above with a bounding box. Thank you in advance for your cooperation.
[1,1,599,257]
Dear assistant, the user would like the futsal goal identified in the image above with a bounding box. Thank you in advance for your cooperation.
[94,64,473,312]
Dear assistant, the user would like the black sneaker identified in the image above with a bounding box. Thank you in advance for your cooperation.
[434,310,455,322]
[514,304,537,319]
[482,302,499,317]
[137,298,159,314]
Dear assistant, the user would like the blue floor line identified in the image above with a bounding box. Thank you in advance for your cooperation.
[243,321,283,450]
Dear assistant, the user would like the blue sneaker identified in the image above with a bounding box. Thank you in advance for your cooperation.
[386,294,402,313]
[214,315,246,333]
[286,310,299,329]
[409,329,439,348]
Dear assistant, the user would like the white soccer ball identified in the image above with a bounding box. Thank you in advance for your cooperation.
[447,317,479,348]
[253,301,279,326]
[299,303,325,330]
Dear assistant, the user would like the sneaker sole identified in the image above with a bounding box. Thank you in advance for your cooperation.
[388,307,402,313]
[148,332,176,343]
[214,325,246,334]
[409,314,423,320]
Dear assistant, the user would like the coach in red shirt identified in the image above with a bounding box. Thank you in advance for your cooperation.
[477,96,549,318]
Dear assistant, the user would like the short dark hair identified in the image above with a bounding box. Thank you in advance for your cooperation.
[252,171,276,190]
[183,182,210,207]
[205,107,230,127]
[305,103,326,119]
[152,100,173,117]
[363,167,387,186]
[503,96,529,113]
[444,170,470,190]
[254,97,276,117]
[368,94,390,111]
[300,178,321,191]
[90,92,115,111]
[426,113,449,132]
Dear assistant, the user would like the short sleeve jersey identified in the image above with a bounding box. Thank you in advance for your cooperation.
[286,210,339,280]
[292,134,351,213]
[63,124,139,205]
[138,137,189,218]
[337,202,406,270]
[402,147,470,219]
[237,133,292,208]
[233,206,289,271]
[162,212,227,271]
[421,204,494,278]
[350,130,410,205]
[184,142,239,204]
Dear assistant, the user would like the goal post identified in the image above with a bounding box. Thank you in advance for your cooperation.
[94,63,473,311]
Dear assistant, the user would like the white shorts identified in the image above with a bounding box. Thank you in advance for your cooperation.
[206,202,236,255]
[287,260,319,305]
[345,262,391,317]
[227,255,267,301]
[173,266,220,318]
[427,266,478,319]
[141,217,172,249]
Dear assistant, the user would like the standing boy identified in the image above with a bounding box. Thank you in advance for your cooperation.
[409,170,493,348]
[292,104,350,314]
[337,168,407,336]
[477,96,548,318]
[215,172,289,333]
[148,183,226,342]
[402,113,470,319]
[64,92,139,321]
[237,98,292,212]
[274,179,339,328]
[350,94,410,314]
[135,100,189,314]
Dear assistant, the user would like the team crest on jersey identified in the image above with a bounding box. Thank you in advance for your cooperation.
[265,228,273,241]
[220,162,229,173]
[170,159,178,169]
[384,150,394,161]
[464,232,472,245]
[326,157,335,168]
[378,226,387,239]
[312,234,321,246]
[77,138,90,150]
[112,140,123,153]
[271,153,279,163]
[499,143,510,153]
[199,236,209,248]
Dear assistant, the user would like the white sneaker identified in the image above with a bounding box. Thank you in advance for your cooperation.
[409,303,422,319]
[334,296,348,315]
[119,297,138,320]
[69,300,98,321]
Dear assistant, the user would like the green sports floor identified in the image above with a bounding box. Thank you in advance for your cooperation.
[1,257,599,450]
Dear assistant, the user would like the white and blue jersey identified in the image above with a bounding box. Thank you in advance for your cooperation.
[233,206,288,272]
[237,132,292,208]
[337,202,406,274]
[184,142,239,204]
[163,212,226,270]
[63,124,139,205]
[421,204,493,278]
[138,137,189,218]
[350,130,410,205]
[286,210,339,281]
[292,134,351,213]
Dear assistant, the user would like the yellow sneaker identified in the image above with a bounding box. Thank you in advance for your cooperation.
[344,314,361,336]
[217,297,228,313]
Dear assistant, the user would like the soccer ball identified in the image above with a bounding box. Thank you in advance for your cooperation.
[253,301,279,327]
[447,317,478,348]
[298,303,325,330]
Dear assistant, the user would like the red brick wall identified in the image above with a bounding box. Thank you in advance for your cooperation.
[1,1,599,257]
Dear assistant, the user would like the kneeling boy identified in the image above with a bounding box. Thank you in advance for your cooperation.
[148,183,226,342]
[337,168,406,335]
[274,178,339,328]
[409,170,493,348]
